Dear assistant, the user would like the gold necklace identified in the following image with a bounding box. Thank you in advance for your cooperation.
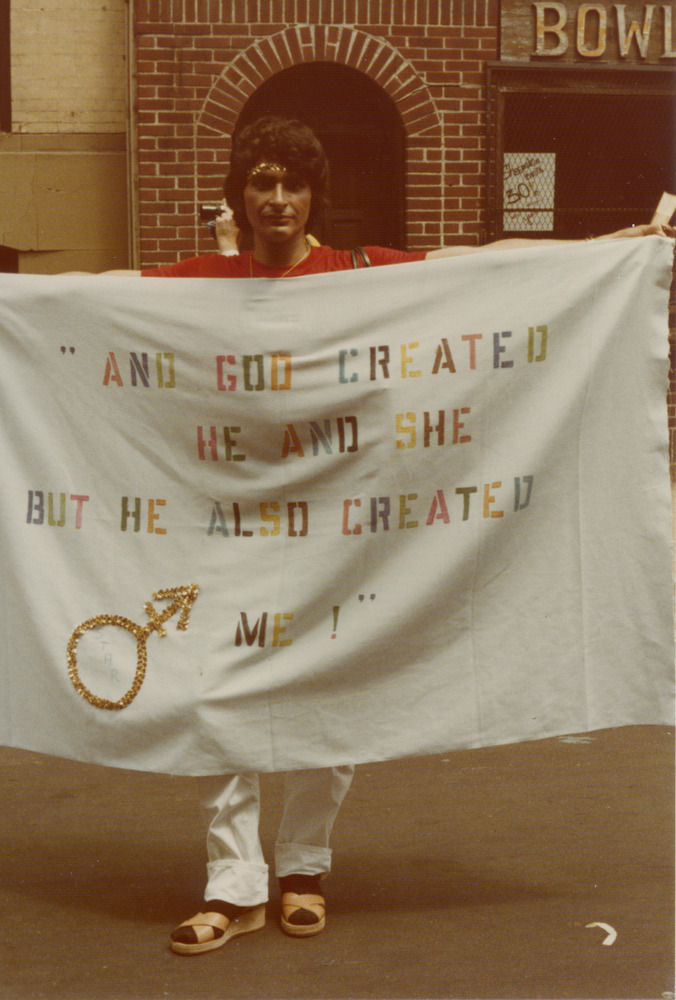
[249,242,311,278]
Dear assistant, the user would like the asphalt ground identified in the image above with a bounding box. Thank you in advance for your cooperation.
[0,725,673,1000]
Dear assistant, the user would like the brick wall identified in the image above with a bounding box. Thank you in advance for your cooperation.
[134,0,498,267]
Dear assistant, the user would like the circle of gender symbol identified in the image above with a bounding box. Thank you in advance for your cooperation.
[66,585,199,711]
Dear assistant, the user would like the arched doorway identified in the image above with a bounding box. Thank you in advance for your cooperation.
[235,63,406,250]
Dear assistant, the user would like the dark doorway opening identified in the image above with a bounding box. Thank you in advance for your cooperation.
[235,63,406,250]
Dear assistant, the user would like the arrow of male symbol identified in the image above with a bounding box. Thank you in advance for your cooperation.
[66,584,199,711]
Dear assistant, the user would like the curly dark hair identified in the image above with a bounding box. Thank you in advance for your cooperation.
[224,116,330,233]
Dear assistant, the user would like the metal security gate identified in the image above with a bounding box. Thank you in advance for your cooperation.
[486,64,676,241]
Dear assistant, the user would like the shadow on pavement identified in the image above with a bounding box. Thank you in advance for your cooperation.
[0,726,673,1000]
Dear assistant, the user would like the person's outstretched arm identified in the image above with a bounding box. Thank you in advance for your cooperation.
[426,222,676,259]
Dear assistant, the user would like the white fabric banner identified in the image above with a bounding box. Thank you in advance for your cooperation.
[0,238,673,775]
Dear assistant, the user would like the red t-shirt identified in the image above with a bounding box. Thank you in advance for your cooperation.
[141,245,426,278]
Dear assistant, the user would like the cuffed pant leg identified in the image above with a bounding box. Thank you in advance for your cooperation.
[274,765,355,877]
[198,772,269,906]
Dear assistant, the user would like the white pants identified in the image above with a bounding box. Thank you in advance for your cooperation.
[198,766,355,906]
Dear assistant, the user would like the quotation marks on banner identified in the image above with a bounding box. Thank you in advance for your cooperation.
[60,346,75,355]
[66,584,199,711]
[331,594,376,638]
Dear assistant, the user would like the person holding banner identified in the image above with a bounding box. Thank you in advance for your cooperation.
[100,116,673,285]
[88,115,673,955]
[153,117,432,956]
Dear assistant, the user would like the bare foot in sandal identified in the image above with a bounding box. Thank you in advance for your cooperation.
[170,901,265,955]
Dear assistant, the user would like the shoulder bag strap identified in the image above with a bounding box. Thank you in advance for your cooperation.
[350,246,372,268]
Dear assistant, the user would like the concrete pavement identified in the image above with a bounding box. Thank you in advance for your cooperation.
[0,725,673,1000]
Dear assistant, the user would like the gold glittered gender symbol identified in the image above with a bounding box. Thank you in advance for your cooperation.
[66,584,199,711]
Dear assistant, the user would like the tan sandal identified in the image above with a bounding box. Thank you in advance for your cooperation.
[280,892,326,937]
[170,904,265,955]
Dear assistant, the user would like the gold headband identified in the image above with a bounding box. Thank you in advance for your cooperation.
[247,162,287,181]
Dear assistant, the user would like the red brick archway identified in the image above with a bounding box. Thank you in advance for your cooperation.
[134,6,499,269]
[190,26,443,255]
[198,26,440,138]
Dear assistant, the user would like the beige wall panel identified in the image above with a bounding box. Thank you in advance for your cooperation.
[11,1,127,133]
[1,150,128,263]
[18,247,129,273]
